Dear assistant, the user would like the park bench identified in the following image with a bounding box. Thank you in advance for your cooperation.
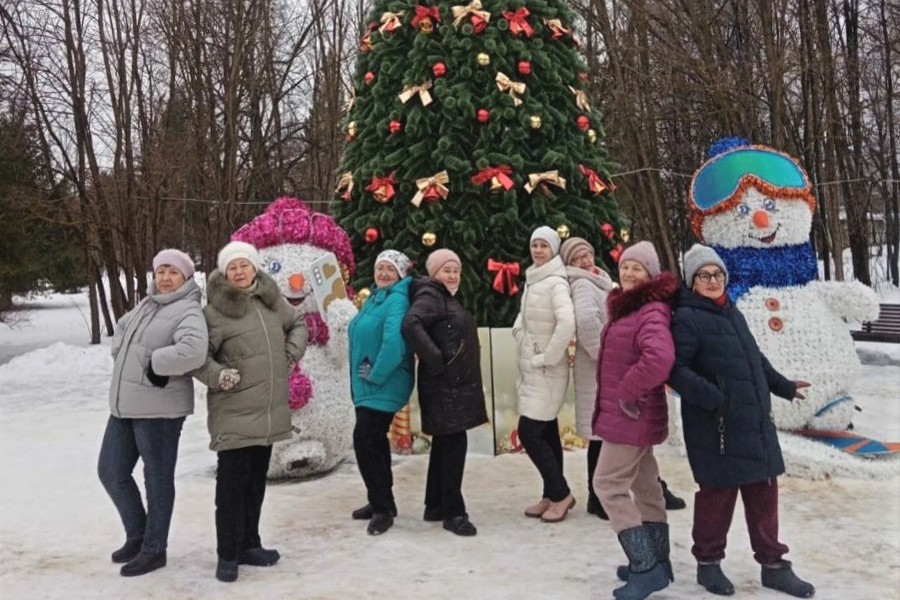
[851,303,900,343]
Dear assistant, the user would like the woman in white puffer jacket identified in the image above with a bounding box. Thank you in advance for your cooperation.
[513,226,576,523]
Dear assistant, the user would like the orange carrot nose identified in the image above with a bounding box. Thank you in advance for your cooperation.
[289,273,305,291]
[753,210,770,229]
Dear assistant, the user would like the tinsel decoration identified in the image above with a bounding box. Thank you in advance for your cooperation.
[288,364,313,410]
[711,243,818,302]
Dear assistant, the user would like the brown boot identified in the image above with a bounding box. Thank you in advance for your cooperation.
[541,495,576,523]
[524,498,551,518]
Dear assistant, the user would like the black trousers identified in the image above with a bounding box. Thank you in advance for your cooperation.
[215,445,272,560]
[587,439,603,502]
[424,431,468,518]
[353,407,397,514]
[518,416,570,502]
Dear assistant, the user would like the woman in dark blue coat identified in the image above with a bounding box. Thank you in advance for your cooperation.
[669,244,814,599]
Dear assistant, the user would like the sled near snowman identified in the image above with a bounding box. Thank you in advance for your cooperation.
[687,137,897,458]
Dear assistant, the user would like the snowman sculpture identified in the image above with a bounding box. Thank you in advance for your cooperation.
[231,197,357,478]
[688,138,880,431]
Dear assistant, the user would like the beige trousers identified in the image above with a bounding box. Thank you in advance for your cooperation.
[593,441,666,533]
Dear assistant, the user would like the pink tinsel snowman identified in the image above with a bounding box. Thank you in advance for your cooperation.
[232,197,357,478]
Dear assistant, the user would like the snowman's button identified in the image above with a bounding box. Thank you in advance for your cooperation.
[765,298,780,311]
[768,317,784,332]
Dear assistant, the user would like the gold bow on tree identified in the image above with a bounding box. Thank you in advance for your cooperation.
[495,73,526,107]
[336,172,354,201]
[411,170,450,207]
[544,18,572,39]
[569,86,591,113]
[524,170,567,195]
[379,11,405,34]
[451,0,491,28]
[398,80,433,106]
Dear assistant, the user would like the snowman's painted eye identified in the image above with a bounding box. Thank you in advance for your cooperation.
[763,198,776,212]
[269,260,282,274]
[736,203,750,216]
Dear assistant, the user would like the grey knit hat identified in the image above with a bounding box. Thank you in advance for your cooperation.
[683,243,729,286]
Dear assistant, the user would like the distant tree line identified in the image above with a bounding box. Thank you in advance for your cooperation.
[1,0,897,339]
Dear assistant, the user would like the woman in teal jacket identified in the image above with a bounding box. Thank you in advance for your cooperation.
[348,250,414,535]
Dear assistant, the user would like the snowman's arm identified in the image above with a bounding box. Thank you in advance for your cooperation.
[810,280,880,323]
[323,298,357,364]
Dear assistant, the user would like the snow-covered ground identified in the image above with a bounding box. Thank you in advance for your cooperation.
[1,290,899,599]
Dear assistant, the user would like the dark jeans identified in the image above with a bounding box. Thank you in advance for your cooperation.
[215,445,272,561]
[692,478,789,565]
[587,439,603,502]
[353,406,397,514]
[97,415,185,554]
[518,416,570,502]
[424,431,468,518]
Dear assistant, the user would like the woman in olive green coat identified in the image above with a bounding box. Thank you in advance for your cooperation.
[195,241,307,583]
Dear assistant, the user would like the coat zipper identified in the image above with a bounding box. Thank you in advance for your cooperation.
[254,302,274,444]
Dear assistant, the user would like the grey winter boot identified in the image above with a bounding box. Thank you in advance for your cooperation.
[616,522,674,583]
[697,562,735,596]
[761,560,815,597]
[612,526,670,600]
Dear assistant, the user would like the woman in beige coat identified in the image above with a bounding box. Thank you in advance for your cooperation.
[513,226,576,523]
[194,241,307,583]
[559,237,613,520]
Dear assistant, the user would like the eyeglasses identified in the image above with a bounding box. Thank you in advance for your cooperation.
[695,271,726,283]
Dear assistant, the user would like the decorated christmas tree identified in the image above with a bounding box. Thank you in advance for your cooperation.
[331,0,625,326]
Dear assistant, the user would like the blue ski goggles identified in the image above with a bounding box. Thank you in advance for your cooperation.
[691,147,809,210]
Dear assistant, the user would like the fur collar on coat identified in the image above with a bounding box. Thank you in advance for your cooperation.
[606,272,678,322]
[206,270,284,318]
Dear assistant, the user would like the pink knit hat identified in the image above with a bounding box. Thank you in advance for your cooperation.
[619,241,660,278]
[425,249,461,278]
[152,249,195,278]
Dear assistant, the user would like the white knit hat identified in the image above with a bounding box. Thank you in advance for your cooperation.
[530,226,561,255]
[217,241,261,273]
[152,249,195,278]
[375,249,411,278]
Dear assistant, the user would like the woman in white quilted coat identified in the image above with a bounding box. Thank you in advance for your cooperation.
[559,237,613,520]
[513,226,576,523]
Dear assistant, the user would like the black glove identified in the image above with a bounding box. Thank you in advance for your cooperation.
[146,362,169,388]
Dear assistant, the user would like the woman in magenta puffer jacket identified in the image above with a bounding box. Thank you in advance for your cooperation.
[592,241,677,600]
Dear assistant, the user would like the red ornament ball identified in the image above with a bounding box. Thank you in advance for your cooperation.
[432,62,447,77]
[600,222,615,239]
[364,227,379,244]
[517,60,532,75]
[389,120,402,134]
[364,71,375,85]
[476,109,490,123]
[577,115,590,131]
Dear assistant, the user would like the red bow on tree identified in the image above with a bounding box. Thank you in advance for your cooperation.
[502,7,534,37]
[487,258,520,295]
[365,172,397,203]
[471,165,514,190]
[412,5,441,26]
[579,164,609,195]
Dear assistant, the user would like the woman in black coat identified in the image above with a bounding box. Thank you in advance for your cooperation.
[401,249,488,537]
[669,244,814,599]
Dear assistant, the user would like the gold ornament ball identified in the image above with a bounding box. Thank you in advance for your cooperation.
[348,121,358,136]
[476,52,491,66]
[353,287,371,308]
[587,128,597,143]
[421,232,437,247]
[556,224,570,240]
[529,115,542,129]
[620,228,631,242]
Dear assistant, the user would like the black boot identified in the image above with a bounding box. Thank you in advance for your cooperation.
[443,515,477,536]
[660,478,686,510]
[239,546,280,566]
[761,560,815,598]
[698,562,735,596]
[216,558,239,582]
[616,522,674,583]
[120,550,166,577]
[111,537,143,564]
[367,512,394,535]
[586,494,610,520]
[352,503,398,520]
[612,526,670,600]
